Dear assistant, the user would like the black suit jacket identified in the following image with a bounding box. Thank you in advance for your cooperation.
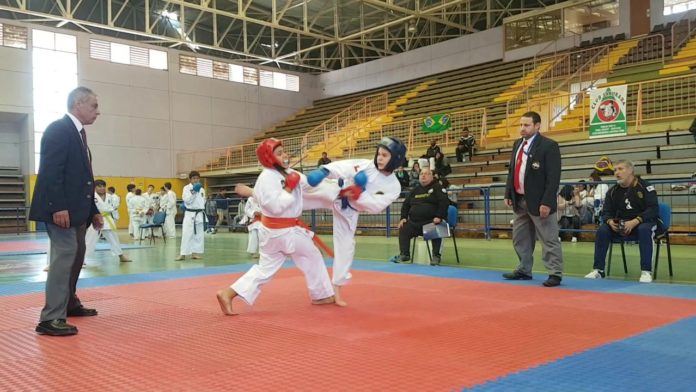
[505,133,561,216]
[29,115,98,226]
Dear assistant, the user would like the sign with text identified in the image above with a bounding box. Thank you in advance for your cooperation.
[589,85,628,139]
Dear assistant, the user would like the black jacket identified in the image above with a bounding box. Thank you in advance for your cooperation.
[29,115,98,227]
[505,133,562,215]
[401,181,449,225]
[602,177,659,223]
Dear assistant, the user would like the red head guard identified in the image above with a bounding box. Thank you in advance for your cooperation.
[257,138,283,168]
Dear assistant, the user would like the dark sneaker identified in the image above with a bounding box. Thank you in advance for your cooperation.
[430,255,441,266]
[389,255,410,263]
[543,275,562,287]
[502,270,533,280]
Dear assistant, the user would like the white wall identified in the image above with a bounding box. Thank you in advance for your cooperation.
[0,119,22,167]
[0,18,320,178]
[318,27,504,98]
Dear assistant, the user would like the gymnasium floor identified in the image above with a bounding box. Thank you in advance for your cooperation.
[1,231,696,391]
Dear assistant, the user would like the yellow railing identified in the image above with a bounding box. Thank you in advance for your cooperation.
[345,108,487,158]
[515,73,696,134]
[177,93,388,174]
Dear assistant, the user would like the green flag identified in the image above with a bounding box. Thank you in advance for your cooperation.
[422,114,451,133]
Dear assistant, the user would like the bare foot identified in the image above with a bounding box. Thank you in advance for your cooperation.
[119,255,133,262]
[192,255,202,260]
[333,285,348,307]
[216,288,237,315]
[312,296,335,305]
[175,255,185,261]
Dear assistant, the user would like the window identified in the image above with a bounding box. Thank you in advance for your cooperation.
[664,0,696,15]
[32,29,78,173]
[177,54,299,92]
[89,39,168,70]
[0,23,28,49]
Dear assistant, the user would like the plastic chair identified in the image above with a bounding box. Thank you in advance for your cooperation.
[409,205,460,264]
[606,203,672,278]
[138,211,167,245]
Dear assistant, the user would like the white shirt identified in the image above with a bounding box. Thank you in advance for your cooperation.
[66,112,86,149]
[514,132,539,194]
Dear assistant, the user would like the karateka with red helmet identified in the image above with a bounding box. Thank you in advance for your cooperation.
[303,137,407,306]
[216,138,335,315]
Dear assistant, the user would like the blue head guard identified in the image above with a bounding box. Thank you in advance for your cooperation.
[375,137,407,173]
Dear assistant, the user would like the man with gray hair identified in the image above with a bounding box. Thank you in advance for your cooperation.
[585,160,661,283]
[30,86,103,336]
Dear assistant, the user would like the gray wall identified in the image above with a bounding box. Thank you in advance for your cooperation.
[0,18,320,177]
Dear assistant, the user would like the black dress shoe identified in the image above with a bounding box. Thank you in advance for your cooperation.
[67,306,98,317]
[36,319,78,336]
[502,271,533,280]
[543,275,562,287]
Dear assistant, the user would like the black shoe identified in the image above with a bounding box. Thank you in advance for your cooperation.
[430,255,441,266]
[502,270,533,280]
[67,306,98,317]
[543,275,562,287]
[389,255,410,263]
[36,319,78,336]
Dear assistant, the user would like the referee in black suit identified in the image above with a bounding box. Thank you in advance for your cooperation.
[502,111,564,287]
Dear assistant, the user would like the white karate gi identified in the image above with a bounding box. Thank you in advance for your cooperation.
[126,191,135,236]
[230,168,334,305]
[144,192,159,224]
[109,192,121,222]
[162,190,178,238]
[85,192,123,258]
[303,159,401,286]
[128,194,149,240]
[180,184,206,256]
[242,196,262,254]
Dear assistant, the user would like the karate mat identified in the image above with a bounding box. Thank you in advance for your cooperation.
[0,239,151,256]
[2,265,696,391]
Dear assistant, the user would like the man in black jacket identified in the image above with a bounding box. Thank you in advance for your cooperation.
[390,168,450,265]
[455,127,476,162]
[30,87,103,336]
[503,111,564,287]
[585,160,661,283]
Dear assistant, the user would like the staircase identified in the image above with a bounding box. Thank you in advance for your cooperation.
[660,35,696,75]
[0,167,27,234]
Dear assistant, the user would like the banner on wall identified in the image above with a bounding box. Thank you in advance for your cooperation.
[422,114,451,133]
[589,85,628,139]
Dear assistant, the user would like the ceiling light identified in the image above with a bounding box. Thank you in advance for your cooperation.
[161,10,179,22]
[408,21,416,32]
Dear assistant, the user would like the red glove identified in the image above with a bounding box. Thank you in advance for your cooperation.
[284,171,301,192]
[338,184,363,200]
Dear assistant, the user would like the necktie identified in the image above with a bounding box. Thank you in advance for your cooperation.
[513,140,527,194]
[80,129,94,176]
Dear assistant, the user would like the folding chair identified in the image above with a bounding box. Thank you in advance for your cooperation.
[138,211,167,245]
[409,205,460,264]
[606,203,672,278]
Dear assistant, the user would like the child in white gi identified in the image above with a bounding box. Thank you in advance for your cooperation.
[125,184,136,238]
[163,182,178,239]
[85,179,132,263]
[216,138,335,315]
[128,189,150,240]
[176,171,206,261]
[107,186,120,224]
[240,196,261,258]
[303,137,406,306]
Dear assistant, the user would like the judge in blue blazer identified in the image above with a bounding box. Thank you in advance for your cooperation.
[30,86,103,336]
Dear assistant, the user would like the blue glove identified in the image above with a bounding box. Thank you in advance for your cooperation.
[354,170,368,189]
[192,183,202,192]
[306,168,329,187]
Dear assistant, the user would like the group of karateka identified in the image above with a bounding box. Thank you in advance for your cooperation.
[215,136,407,312]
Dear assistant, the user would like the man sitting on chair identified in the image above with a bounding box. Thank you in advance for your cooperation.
[390,168,450,265]
[585,160,661,283]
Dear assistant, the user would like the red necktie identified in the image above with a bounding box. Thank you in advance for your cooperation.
[513,140,527,194]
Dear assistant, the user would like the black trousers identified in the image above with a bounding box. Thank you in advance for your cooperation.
[456,146,473,162]
[399,221,442,257]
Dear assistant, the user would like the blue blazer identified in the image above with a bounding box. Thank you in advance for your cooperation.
[29,115,98,227]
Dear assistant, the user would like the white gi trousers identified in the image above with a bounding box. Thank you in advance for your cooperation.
[180,210,204,255]
[246,222,260,254]
[164,209,177,238]
[85,226,123,257]
[130,214,146,240]
[231,226,334,305]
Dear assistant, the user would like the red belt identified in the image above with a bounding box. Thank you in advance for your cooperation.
[261,216,334,258]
